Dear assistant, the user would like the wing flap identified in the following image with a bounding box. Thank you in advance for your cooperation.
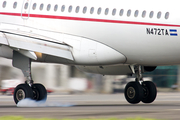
[0,32,9,45]
[18,50,37,60]
[0,31,74,61]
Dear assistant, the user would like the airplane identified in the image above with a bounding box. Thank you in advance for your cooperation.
[0,0,178,104]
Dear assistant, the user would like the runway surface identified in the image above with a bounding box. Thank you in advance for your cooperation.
[0,92,180,120]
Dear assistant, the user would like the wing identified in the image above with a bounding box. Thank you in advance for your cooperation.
[0,23,126,66]
[0,23,74,61]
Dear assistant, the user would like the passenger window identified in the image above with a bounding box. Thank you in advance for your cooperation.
[2,1,7,8]
[83,6,87,14]
[112,8,116,16]
[47,4,51,11]
[13,2,17,9]
[119,9,124,16]
[61,5,65,12]
[68,5,72,12]
[75,6,80,13]
[24,2,28,9]
[149,11,154,18]
[157,11,161,19]
[134,10,139,17]
[165,12,169,19]
[32,3,37,10]
[142,10,146,18]
[127,9,131,17]
[97,7,102,15]
[54,4,58,11]
[40,3,44,11]
[105,8,109,15]
[90,7,94,14]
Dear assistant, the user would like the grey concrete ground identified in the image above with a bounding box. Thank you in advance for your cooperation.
[0,92,180,119]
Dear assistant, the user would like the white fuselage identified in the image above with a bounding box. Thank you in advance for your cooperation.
[0,0,180,67]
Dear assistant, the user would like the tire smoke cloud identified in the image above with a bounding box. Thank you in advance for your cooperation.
[17,98,74,107]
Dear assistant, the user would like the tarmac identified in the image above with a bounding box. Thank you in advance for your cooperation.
[0,92,180,120]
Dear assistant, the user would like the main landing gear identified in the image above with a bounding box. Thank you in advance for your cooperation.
[12,51,47,104]
[124,66,157,104]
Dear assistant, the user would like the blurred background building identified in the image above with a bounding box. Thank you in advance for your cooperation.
[0,57,180,94]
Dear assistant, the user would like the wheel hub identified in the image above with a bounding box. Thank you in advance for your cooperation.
[143,86,149,98]
[16,89,25,101]
[127,87,135,99]
[32,88,39,100]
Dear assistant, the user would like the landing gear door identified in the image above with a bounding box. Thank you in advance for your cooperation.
[21,0,32,19]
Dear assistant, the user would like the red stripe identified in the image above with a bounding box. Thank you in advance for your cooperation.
[1,12,180,27]
[0,12,21,16]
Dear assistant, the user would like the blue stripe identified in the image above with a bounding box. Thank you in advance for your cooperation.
[170,33,178,36]
[170,29,177,32]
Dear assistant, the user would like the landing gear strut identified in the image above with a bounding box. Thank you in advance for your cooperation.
[12,51,47,104]
[124,66,157,104]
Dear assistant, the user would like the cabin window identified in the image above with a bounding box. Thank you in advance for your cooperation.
[119,9,124,16]
[149,11,154,18]
[47,4,51,11]
[165,12,169,19]
[2,1,7,8]
[40,3,44,11]
[75,6,80,13]
[97,7,102,15]
[142,10,146,18]
[24,2,28,9]
[90,7,94,14]
[13,2,17,9]
[112,8,116,16]
[134,10,139,17]
[32,3,37,10]
[54,4,58,11]
[68,5,72,12]
[127,9,131,17]
[61,5,65,12]
[83,6,87,14]
[105,8,109,15]
[157,11,161,19]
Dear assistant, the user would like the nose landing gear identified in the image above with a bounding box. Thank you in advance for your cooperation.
[124,66,157,104]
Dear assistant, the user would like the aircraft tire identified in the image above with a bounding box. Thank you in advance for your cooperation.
[141,81,157,103]
[124,81,143,104]
[32,83,47,101]
[13,84,33,104]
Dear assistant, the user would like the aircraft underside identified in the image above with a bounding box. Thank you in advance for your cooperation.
[0,20,160,104]
[9,49,157,104]
[0,42,158,104]
[0,22,158,104]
